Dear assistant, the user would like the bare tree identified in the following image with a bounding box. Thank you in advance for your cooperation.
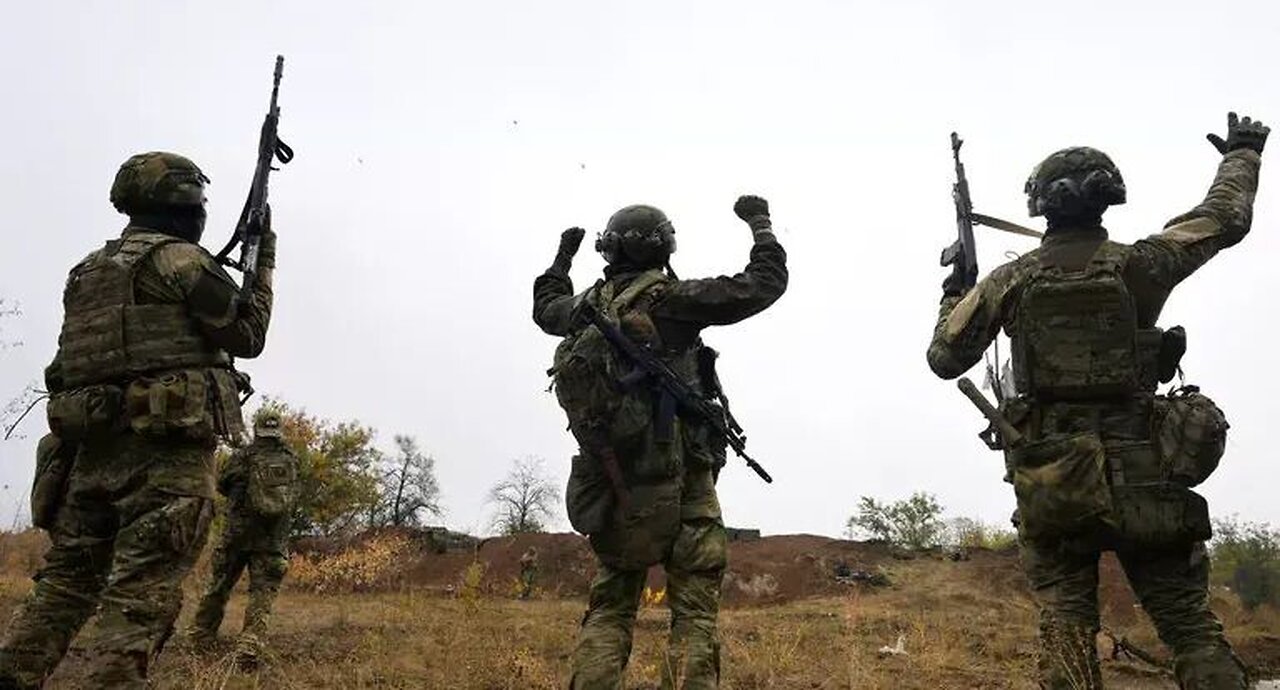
[488,456,560,535]
[377,435,443,527]
[0,300,42,441]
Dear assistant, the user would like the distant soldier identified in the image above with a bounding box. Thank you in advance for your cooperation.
[927,113,1267,689]
[534,196,788,689]
[188,409,299,666]
[518,546,539,600]
[0,152,277,689]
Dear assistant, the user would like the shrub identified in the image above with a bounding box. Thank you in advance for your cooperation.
[1212,517,1280,611]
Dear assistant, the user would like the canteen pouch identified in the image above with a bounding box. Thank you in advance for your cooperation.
[31,434,74,530]
[1012,432,1113,540]
[45,385,125,441]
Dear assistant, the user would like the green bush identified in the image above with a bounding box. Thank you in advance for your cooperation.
[846,492,944,550]
[1211,517,1280,611]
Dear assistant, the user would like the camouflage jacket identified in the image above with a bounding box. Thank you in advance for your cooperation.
[928,149,1261,383]
[534,233,787,520]
[533,236,789,358]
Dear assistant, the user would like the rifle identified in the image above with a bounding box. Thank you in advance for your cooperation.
[940,133,1044,292]
[215,55,294,296]
[580,299,773,484]
[941,132,980,292]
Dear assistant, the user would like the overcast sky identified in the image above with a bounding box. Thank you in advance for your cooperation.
[0,1,1276,537]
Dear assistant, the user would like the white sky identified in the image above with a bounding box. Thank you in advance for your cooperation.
[0,0,1276,537]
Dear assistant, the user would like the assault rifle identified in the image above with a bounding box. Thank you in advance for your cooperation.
[940,132,1044,293]
[215,55,294,297]
[580,300,773,484]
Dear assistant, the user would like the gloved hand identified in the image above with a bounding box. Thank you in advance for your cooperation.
[256,204,276,270]
[734,195,772,238]
[733,195,769,221]
[941,266,969,298]
[552,226,586,272]
[1207,112,1269,155]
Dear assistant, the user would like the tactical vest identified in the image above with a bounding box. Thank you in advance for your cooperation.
[552,269,696,438]
[55,232,231,389]
[1011,242,1158,401]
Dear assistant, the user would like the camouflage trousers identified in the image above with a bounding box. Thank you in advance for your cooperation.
[571,517,727,690]
[189,536,288,656]
[1021,538,1247,689]
[0,434,215,690]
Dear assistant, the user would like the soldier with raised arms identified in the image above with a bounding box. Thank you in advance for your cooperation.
[927,113,1267,689]
[534,196,787,689]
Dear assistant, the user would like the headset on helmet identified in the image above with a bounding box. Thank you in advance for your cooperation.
[1025,146,1127,218]
[595,204,677,267]
[109,151,209,215]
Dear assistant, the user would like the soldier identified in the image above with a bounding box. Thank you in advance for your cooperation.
[927,113,1267,689]
[188,408,300,667]
[518,546,539,600]
[533,196,787,689]
[0,151,277,689]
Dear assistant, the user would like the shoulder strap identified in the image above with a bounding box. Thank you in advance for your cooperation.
[608,269,670,316]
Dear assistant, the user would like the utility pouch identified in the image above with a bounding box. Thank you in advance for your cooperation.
[566,453,615,535]
[1011,432,1112,540]
[1153,386,1228,488]
[31,434,74,529]
[1111,483,1212,548]
[1157,326,1188,384]
[125,370,215,440]
[45,385,125,441]
[589,479,682,571]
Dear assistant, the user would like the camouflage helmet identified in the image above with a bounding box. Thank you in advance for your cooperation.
[595,204,676,267]
[254,409,283,438]
[109,151,209,214]
[1024,146,1126,218]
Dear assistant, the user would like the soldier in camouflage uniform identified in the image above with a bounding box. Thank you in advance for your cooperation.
[0,152,277,690]
[188,408,299,666]
[927,113,1267,689]
[533,196,787,689]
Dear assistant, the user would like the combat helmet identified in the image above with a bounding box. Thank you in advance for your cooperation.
[254,409,283,439]
[595,204,676,267]
[1024,147,1126,218]
[109,151,209,215]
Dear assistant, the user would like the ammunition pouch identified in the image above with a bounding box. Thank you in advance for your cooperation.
[31,434,75,530]
[1153,386,1227,488]
[1111,483,1212,549]
[46,384,126,441]
[1011,431,1113,540]
[125,369,239,441]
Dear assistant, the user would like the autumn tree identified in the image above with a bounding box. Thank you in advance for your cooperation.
[255,400,382,538]
[488,456,560,535]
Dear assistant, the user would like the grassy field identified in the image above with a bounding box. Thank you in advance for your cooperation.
[0,529,1274,688]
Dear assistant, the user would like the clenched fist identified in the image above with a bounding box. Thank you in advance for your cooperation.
[552,226,586,272]
[733,195,769,221]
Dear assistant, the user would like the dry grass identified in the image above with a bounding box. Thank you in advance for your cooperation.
[0,529,1272,688]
